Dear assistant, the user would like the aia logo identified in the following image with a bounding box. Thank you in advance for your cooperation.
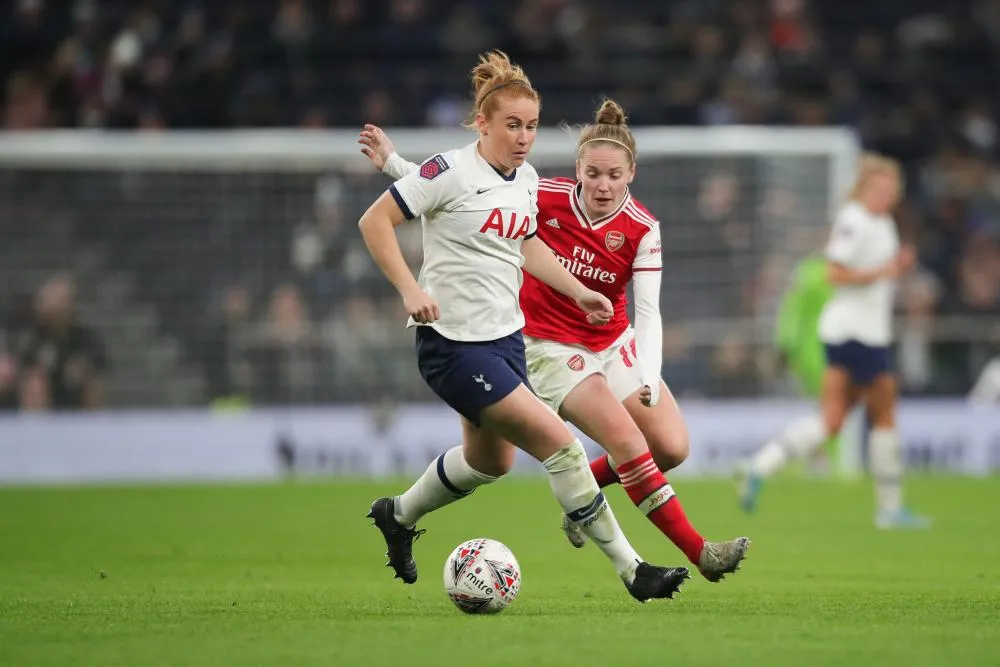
[605,230,625,252]
[479,208,532,240]
[566,354,585,371]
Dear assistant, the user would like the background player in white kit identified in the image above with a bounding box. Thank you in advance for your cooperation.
[359,51,689,602]
[739,154,931,529]
[363,100,749,581]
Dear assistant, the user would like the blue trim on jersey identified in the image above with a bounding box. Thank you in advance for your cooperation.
[388,184,415,220]
[488,163,517,182]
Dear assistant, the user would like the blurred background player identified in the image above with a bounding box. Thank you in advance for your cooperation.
[739,154,931,529]
[363,99,749,582]
[360,51,689,602]
[775,251,832,404]
[969,355,1000,404]
[772,246,840,476]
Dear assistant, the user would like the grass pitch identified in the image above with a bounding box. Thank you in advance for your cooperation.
[1,476,998,667]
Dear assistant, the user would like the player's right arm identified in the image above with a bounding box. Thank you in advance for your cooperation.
[825,208,913,285]
[358,151,461,324]
[358,193,439,323]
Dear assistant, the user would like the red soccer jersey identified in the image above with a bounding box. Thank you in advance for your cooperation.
[521,177,662,352]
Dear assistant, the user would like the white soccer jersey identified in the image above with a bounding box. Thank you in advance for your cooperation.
[389,141,538,342]
[818,201,900,346]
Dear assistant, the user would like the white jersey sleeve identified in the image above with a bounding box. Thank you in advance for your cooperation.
[382,152,419,180]
[632,224,662,271]
[389,152,464,220]
[526,168,540,239]
[825,205,865,266]
[632,269,663,404]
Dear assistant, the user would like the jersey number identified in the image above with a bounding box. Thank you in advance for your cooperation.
[619,338,638,368]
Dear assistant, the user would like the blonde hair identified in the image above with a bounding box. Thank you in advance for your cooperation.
[849,152,903,201]
[464,50,540,127]
[576,99,636,164]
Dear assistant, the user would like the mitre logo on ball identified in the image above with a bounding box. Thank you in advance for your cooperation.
[605,230,625,252]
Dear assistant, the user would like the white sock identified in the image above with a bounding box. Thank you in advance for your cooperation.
[394,446,498,527]
[543,440,641,583]
[868,428,903,515]
[751,414,829,477]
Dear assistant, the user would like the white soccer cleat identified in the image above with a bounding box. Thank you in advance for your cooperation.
[561,513,587,548]
[697,537,751,582]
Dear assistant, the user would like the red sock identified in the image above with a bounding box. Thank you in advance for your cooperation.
[618,452,705,565]
[590,454,619,488]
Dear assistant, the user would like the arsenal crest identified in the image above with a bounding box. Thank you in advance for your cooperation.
[605,230,625,252]
[566,354,585,371]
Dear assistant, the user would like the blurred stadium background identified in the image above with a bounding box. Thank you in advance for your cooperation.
[0,0,998,479]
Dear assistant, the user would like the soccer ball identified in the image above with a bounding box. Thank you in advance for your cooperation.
[443,538,521,614]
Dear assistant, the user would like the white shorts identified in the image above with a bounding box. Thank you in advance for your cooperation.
[524,328,643,413]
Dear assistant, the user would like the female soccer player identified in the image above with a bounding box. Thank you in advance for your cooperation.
[361,100,749,581]
[358,51,689,602]
[739,153,931,529]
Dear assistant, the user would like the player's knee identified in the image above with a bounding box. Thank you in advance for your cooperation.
[867,406,895,430]
[464,452,513,479]
[603,423,649,466]
[462,438,516,478]
[649,428,689,472]
[484,457,515,478]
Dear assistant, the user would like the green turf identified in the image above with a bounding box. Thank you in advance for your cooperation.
[1,476,998,667]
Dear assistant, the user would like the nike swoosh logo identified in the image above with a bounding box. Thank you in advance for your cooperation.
[477,188,492,194]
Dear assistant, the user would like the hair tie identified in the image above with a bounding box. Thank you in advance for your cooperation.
[579,137,634,159]
[479,80,530,106]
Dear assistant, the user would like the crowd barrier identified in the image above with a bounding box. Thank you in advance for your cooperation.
[0,400,996,484]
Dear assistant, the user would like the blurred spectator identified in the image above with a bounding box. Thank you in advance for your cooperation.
[0,294,34,411]
[203,283,254,407]
[16,274,106,411]
[325,294,414,402]
[660,324,706,398]
[0,0,999,405]
[249,283,327,405]
[707,331,759,397]
[897,272,942,393]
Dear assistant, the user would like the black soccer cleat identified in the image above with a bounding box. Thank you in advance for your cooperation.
[367,497,425,584]
[625,562,690,602]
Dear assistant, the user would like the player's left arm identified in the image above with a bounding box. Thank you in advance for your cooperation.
[632,224,663,406]
[359,124,419,178]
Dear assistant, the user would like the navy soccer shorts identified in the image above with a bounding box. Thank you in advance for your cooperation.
[824,340,892,386]
[415,326,532,425]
